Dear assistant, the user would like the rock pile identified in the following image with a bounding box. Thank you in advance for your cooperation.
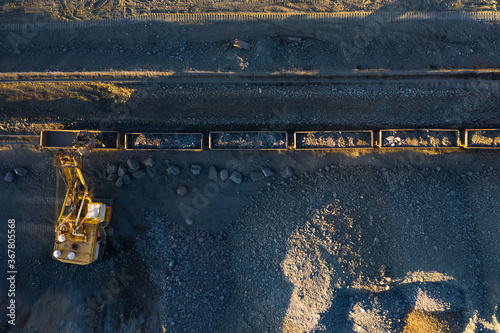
[107,158,156,187]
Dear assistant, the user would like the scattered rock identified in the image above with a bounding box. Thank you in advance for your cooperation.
[118,164,127,177]
[122,174,132,185]
[4,171,14,182]
[209,166,218,180]
[106,164,118,174]
[143,157,155,167]
[177,185,188,196]
[146,167,156,178]
[14,167,28,176]
[250,171,265,182]
[191,164,202,175]
[281,167,293,178]
[186,218,193,225]
[167,165,181,175]
[133,170,147,179]
[127,159,141,171]
[230,171,243,184]
[107,174,118,182]
[220,169,229,181]
[262,167,274,177]
[401,282,464,312]
[348,291,406,333]
[115,177,124,188]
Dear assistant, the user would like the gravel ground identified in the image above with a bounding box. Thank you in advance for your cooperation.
[2,20,500,73]
[228,162,499,332]
[138,211,233,332]
[1,147,500,332]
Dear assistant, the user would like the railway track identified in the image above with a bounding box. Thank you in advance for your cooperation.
[0,134,39,147]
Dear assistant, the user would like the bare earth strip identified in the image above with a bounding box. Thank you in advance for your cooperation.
[2,11,500,29]
[0,0,498,23]
[1,69,500,82]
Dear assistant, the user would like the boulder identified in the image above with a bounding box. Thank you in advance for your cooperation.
[230,171,243,184]
[107,174,118,182]
[117,164,127,177]
[250,171,265,182]
[219,169,229,181]
[177,185,188,196]
[190,164,202,175]
[115,177,124,188]
[4,171,14,182]
[106,164,118,174]
[208,166,218,180]
[133,170,146,179]
[167,165,181,175]
[127,159,141,171]
[281,167,293,178]
[14,167,28,176]
[143,157,155,167]
[122,174,132,185]
[262,167,274,177]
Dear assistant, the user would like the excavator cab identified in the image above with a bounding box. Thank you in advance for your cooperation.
[52,152,112,265]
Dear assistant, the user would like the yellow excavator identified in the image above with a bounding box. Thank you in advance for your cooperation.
[52,152,112,265]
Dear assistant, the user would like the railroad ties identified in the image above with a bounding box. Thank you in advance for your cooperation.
[0,134,39,147]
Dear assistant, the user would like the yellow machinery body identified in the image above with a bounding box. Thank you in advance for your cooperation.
[53,153,112,265]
